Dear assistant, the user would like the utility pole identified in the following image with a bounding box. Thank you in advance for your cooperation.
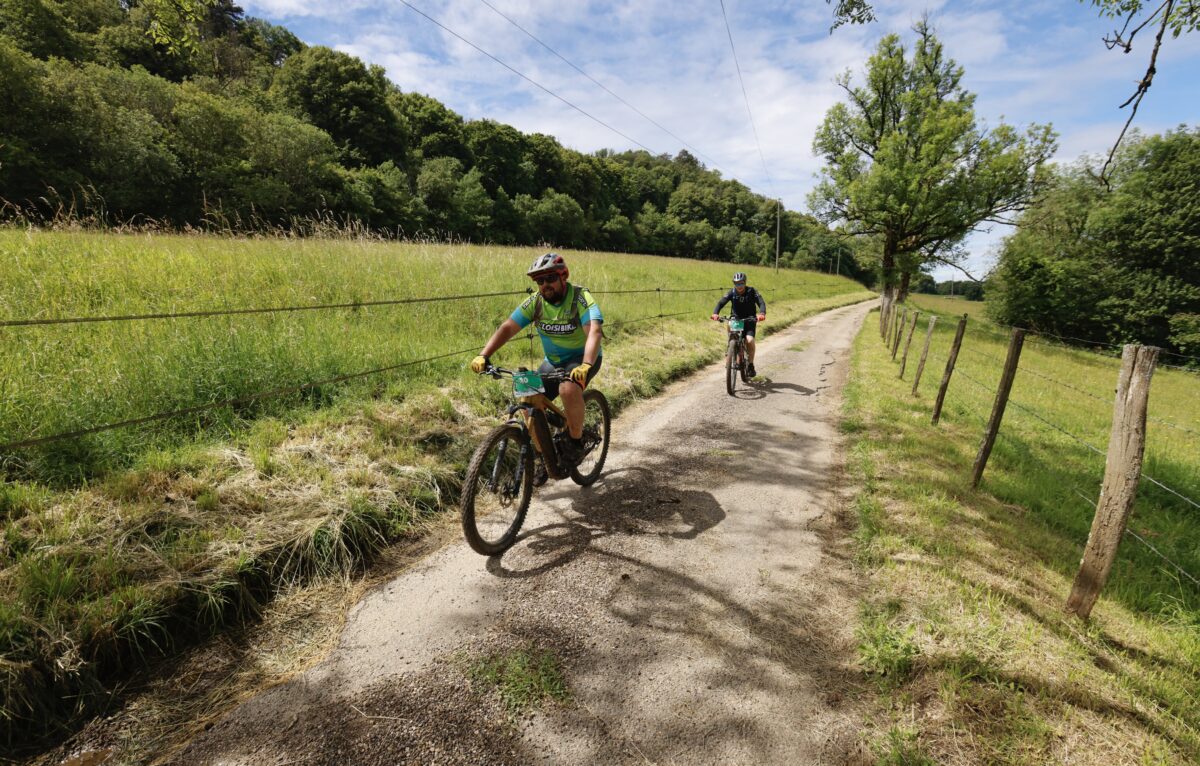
[774,198,781,273]
[836,249,841,277]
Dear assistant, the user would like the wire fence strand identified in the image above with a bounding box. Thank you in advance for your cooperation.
[0,345,483,452]
[0,290,532,327]
[1,283,849,328]
[1071,488,1200,590]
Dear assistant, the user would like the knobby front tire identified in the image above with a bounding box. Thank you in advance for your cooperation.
[461,424,533,556]
[726,338,738,396]
[570,390,611,486]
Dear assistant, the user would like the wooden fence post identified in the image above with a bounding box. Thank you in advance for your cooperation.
[971,329,1026,488]
[898,311,920,378]
[911,316,938,395]
[879,296,889,339]
[932,314,968,425]
[882,299,894,341]
[1065,345,1159,620]
[891,307,907,359]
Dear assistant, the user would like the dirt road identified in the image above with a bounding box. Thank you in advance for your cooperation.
[176,301,872,765]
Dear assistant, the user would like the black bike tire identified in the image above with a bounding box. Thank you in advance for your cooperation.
[570,390,612,486]
[740,340,751,382]
[726,338,738,396]
[461,424,534,556]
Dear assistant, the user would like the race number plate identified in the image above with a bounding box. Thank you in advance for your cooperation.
[728,318,745,332]
[512,370,545,396]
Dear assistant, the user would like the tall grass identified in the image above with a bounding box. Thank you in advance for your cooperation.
[845,297,1200,764]
[0,228,872,750]
[0,230,856,485]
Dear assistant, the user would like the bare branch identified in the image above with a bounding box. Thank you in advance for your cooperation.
[1099,0,1174,186]
[925,252,984,282]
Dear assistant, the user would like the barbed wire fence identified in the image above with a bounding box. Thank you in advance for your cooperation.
[876,298,1200,620]
[0,279,861,458]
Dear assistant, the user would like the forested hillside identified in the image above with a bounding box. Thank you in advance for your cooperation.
[0,0,870,278]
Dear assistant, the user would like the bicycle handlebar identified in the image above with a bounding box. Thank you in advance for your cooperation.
[479,364,570,381]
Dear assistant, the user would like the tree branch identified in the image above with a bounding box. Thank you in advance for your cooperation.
[925,252,984,282]
[1098,0,1174,187]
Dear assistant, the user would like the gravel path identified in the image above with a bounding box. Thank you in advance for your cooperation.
[176,301,872,766]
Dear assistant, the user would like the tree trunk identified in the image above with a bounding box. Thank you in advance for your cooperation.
[897,270,912,302]
[880,236,898,301]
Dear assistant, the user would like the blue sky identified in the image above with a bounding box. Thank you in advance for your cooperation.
[240,0,1200,279]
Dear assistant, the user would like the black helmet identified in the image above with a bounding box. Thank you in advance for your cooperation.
[528,252,568,280]
[733,272,747,284]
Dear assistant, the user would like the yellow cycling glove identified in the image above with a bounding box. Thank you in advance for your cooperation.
[570,363,592,387]
[470,354,489,374]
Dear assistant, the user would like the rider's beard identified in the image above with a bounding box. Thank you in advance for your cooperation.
[540,280,566,302]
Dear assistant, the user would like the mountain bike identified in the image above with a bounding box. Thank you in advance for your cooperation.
[718,315,751,395]
[461,365,611,555]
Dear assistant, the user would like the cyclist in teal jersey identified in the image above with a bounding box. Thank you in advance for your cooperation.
[471,253,603,465]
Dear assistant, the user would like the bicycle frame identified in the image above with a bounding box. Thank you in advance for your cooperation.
[489,367,573,480]
[508,391,571,480]
[719,317,749,362]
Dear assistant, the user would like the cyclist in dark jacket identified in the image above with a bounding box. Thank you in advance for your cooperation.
[711,272,766,377]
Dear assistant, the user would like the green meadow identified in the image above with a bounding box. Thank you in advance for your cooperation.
[845,295,1200,764]
[0,229,871,748]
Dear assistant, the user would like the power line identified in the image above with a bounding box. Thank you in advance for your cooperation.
[477,0,725,171]
[716,0,775,196]
[396,0,659,154]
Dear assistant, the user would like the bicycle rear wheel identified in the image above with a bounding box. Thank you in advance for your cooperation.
[726,338,738,396]
[571,390,611,486]
[461,424,533,555]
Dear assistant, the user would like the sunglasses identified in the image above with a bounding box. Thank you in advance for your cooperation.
[532,274,562,285]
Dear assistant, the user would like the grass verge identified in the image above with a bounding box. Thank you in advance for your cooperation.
[843,304,1200,765]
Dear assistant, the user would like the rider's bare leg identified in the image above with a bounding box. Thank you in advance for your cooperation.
[745,336,756,364]
[560,380,584,439]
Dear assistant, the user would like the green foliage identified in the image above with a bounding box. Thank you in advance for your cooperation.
[810,22,1056,296]
[140,0,216,54]
[271,45,406,168]
[1085,1,1200,37]
[0,1,871,274]
[0,0,81,59]
[988,128,1200,353]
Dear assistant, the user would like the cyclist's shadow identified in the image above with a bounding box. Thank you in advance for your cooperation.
[485,466,726,579]
[734,377,818,400]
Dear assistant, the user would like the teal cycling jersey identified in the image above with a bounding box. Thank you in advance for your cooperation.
[510,283,603,365]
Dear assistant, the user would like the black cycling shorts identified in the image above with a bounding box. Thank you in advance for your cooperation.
[731,317,757,339]
[538,357,602,400]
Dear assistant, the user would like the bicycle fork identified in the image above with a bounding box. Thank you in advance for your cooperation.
[488,427,532,495]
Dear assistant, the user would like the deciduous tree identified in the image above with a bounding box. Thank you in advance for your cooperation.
[809,22,1055,300]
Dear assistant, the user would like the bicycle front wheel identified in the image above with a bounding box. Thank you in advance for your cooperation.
[571,390,611,486]
[461,424,533,555]
[726,338,738,396]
